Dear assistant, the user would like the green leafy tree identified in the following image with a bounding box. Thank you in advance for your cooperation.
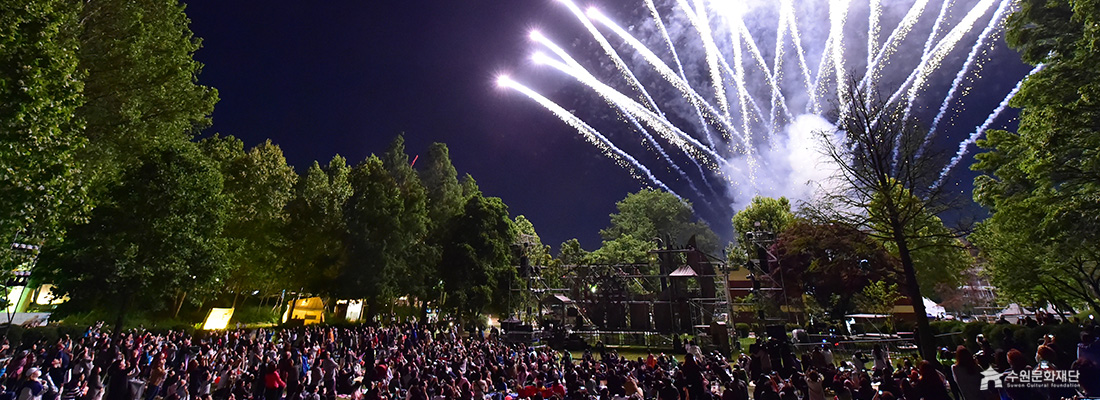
[202,136,297,306]
[439,193,518,324]
[341,155,415,320]
[731,196,796,267]
[76,0,218,185]
[515,215,555,284]
[0,0,88,252]
[971,0,1100,313]
[855,281,902,330]
[556,239,590,266]
[284,156,352,294]
[598,189,719,261]
[417,142,466,315]
[379,135,430,308]
[732,196,796,245]
[37,143,228,334]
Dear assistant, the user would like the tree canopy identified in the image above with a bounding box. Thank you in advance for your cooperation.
[972,0,1100,313]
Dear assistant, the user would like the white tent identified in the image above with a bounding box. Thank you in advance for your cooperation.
[924,298,946,318]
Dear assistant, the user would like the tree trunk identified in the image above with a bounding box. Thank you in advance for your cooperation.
[112,294,132,340]
[173,291,187,318]
[232,292,240,309]
[891,222,936,362]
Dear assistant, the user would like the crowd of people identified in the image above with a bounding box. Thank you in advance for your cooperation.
[0,320,1094,400]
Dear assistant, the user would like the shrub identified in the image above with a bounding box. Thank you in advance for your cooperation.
[735,323,751,337]
[230,306,279,325]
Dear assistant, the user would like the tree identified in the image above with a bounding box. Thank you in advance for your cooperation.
[732,196,796,245]
[379,135,429,309]
[0,0,88,253]
[37,143,228,335]
[419,143,464,226]
[417,142,466,315]
[76,0,218,185]
[855,281,902,331]
[439,193,518,323]
[971,0,1100,313]
[770,219,899,318]
[284,156,352,294]
[202,136,297,306]
[599,189,719,260]
[556,239,590,266]
[812,78,965,361]
[731,196,796,267]
[340,155,414,319]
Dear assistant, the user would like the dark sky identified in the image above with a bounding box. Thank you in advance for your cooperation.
[184,0,1030,252]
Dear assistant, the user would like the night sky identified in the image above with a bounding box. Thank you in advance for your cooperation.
[184,0,1031,252]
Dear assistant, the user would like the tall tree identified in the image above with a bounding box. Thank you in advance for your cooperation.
[971,0,1100,313]
[439,193,518,323]
[417,143,465,314]
[379,135,430,305]
[76,0,218,185]
[730,196,796,266]
[37,143,227,334]
[202,136,297,306]
[341,155,412,319]
[812,78,964,361]
[284,156,352,294]
[0,0,88,251]
[599,189,719,258]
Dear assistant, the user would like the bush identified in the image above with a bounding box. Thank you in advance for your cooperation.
[230,306,279,325]
[962,321,988,348]
[735,323,750,337]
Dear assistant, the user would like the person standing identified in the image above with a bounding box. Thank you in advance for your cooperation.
[950,347,982,400]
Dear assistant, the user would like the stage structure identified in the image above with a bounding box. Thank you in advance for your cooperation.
[513,235,735,353]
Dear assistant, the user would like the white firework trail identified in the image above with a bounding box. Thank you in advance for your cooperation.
[559,0,663,116]
[644,0,720,149]
[861,0,931,93]
[829,0,852,102]
[586,9,744,144]
[919,0,1014,158]
[497,0,1034,221]
[867,0,882,70]
[497,76,679,197]
[886,0,997,169]
[923,0,954,58]
[676,0,732,119]
[890,0,997,115]
[781,0,819,114]
[932,63,1044,190]
[533,53,728,169]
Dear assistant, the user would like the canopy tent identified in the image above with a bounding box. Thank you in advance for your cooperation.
[669,265,697,277]
[924,298,946,318]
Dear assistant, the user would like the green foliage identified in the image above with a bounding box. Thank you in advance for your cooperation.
[284,156,352,293]
[230,305,279,325]
[597,189,718,264]
[0,0,88,247]
[76,0,218,185]
[771,219,898,318]
[855,281,901,316]
[871,190,973,302]
[731,196,795,247]
[379,135,430,303]
[439,193,518,320]
[972,0,1100,313]
[37,143,228,316]
[202,136,298,302]
[340,156,407,305]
